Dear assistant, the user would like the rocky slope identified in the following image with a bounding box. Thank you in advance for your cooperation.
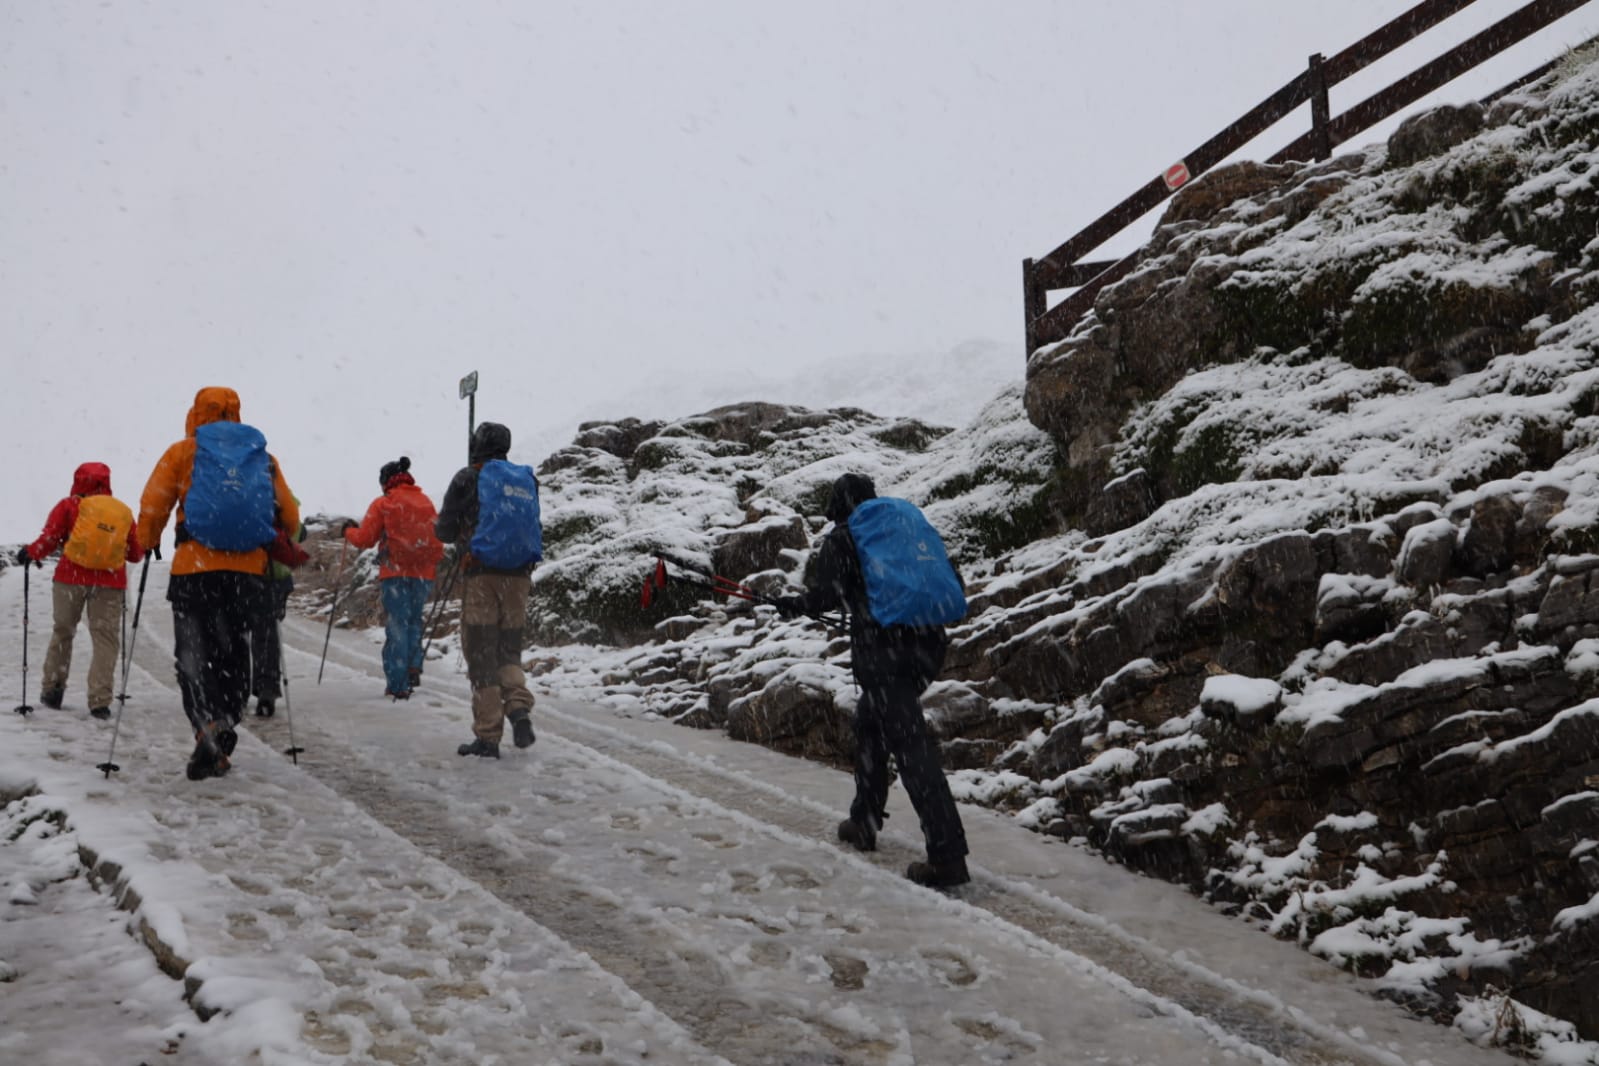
[301,45,1599,1061]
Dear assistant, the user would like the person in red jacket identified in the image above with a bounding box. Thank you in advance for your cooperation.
[343,456,446,699]
[16,462,145,719]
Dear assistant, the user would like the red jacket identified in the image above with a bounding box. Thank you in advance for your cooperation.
[25,463,145,590]
[344,476,446,580]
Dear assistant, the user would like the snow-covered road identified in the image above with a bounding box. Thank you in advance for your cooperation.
[0,564,1512,1065]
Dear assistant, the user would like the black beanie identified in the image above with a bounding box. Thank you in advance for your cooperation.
[379,456,411,487]
[825,473,877,523]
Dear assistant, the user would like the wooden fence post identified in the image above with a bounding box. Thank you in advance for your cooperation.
[1308,53,1332,160]
[1023,258,1045,355]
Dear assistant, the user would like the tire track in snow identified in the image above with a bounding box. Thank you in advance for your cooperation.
[15,596,729,1065]
[526,706,1402,1066]
[271,618,1413,1066]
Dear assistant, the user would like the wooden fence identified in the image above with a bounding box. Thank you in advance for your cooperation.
[1023,0,1597,355]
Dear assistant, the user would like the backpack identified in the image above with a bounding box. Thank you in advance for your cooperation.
[847,497,966,627]
[469,460,542,569]
[184,422,277,552]
[63,495,134,571]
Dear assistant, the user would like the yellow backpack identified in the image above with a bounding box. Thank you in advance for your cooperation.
[63,496,134,571]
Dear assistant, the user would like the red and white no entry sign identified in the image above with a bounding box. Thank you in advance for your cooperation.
[1163,161,1191,190]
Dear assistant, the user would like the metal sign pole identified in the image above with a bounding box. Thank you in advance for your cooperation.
[459,370,479,461]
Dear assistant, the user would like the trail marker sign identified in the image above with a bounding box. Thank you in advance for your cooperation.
[460,370,479,459]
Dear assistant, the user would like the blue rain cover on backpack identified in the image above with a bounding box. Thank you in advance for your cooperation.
[847,497,966,627]
[470,460,543,569]
[185,422,277,552]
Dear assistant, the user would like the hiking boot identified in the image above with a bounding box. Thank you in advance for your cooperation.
[837,818,877,852]
[255,698,275,718]
[40,688,63,710]
[217,728,238,758]
[457,738,500,759]
[510,714,535,750]
[386,687,411,701]
[89,706,111,721]
[186,735,228,780]
[905,858,970,889]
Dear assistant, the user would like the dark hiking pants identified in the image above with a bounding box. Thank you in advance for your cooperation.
[169,571,268,735]
[249,576,292,700]
[850,661,969,867]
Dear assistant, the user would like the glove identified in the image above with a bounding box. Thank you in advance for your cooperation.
[340,519,358,535]
[14,547,34,567]
[772,596,805,619]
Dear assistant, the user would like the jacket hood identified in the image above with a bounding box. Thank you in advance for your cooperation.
[825,473,877,523]
[71,462,112,498]
[470,422,512,464]
[185,387,242,437]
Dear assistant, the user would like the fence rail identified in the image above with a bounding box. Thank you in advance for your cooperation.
[1023,0,1595,356]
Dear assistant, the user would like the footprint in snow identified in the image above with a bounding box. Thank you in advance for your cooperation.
[920,947,981,988]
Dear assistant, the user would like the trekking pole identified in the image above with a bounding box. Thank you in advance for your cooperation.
[100,555,152,778]
[119,585,128,696]
[416,551,462,675]
[644,554,844,627]
[277,620,305,765]
[317,538,350,685]
[14,561,34,716]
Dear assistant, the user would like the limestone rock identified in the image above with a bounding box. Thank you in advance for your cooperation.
[1315,572,1392,645]
[1458,493,1521,578]
[572,418,665,461]
[921,681,992,741]
[1386,102,1486,167]
[1157,161,1299,227]
[711,515,808,582]
[1396,518,1457,589]
[1085,467,1158,537]
[726,674,853,764]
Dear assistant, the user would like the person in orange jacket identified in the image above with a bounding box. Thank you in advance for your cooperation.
[342,456,445,699]
[16,462,144,719]
[138,387,299,780]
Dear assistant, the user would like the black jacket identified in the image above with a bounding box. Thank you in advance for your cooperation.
[789,473,950,685]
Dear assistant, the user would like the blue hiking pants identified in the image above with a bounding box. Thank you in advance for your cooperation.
[380,577,433,694]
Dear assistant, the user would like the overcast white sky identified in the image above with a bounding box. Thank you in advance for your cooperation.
[5,1,1598,535]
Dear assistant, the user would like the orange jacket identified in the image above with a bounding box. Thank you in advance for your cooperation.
[344,479,446,580]
[138,387,300,577]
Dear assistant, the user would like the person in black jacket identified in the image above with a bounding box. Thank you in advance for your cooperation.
[435,422,537,758]
[774,473,971,888]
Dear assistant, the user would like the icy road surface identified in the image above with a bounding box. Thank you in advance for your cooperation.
[0,564,1512,1065]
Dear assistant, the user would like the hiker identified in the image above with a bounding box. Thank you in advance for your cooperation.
[773,473,972,888]
[249,508,307,718]
[15,463,144,720]
[341,456,445,700]
[435,422,541,758]
[138,386,299,780]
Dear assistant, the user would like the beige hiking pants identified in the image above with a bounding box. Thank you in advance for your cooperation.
[42,582,122,710]
[459,572,535,743]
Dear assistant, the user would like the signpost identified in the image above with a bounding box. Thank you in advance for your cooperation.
[459,370,478,460]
